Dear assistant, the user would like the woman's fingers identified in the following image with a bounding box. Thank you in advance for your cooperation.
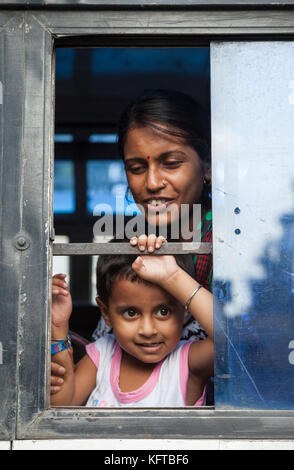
[137,234,148,251]
[130,235,166,252]
[51,361,66,378]
[50,376,64,386]
[50,362,65,394]
[129,234,147,251]
[154,235,167,250]
[145,234,156,252]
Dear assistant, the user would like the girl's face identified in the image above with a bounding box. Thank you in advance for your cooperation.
[124,124,210,232]
[98,277,188,365]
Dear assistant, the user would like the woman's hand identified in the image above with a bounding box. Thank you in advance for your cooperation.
[50,361,66,395]
[52,273,72,333]
[132,254,180,288]
[130,234,166,253]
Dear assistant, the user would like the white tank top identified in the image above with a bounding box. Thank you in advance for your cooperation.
[85,335,206,407]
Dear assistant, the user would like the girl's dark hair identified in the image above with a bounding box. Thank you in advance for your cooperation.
[96,247,195,306]
[118,89,211,164]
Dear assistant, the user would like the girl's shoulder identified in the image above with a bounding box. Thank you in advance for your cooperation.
[86,334,117,368]
[163,340,194,370]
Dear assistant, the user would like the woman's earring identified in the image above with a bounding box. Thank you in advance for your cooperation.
[126,187,134,200]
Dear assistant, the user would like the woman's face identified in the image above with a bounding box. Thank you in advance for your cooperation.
[124,124,210,233]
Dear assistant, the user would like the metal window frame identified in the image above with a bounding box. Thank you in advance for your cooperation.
[2,3,294,441]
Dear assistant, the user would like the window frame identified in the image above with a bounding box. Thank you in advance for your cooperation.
[1,3,294,441]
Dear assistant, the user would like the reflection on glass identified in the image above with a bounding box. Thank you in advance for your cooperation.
[89,134,117,143]
[87,160,141,215]
[55,134,74,143]
[54,160,75,213]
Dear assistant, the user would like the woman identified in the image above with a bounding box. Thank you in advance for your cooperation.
[93,89,212,341]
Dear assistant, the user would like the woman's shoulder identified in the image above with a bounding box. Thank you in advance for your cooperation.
[193,208,212,291]
[201,209,212,240]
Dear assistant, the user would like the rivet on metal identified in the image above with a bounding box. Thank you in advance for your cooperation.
[15,235,30,251]
[17,237,26,247]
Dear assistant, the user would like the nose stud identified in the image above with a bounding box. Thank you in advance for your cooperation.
[162,180,167,186]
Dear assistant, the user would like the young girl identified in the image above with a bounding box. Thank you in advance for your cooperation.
[50,253,214,407]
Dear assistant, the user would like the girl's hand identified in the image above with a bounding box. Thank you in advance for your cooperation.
[130,234,166,253]
[50,361,66,395]
[132,255,180,288]
[52,274,72,329]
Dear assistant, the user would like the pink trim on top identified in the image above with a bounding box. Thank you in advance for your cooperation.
[179,341,206,407]
[110,343,164,404]
[194,384,207,407]
[86,342,100,369]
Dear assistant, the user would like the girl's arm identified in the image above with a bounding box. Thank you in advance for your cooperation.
[50,274,97,406]
[51,351,97,406]
[160,262,214,379]
[162,264,213,339]
[50,345,75,406]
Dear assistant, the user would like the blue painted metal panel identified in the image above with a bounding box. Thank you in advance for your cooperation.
[211,42,294,409]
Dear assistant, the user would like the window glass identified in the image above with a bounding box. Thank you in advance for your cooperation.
[86,160,141,215]
[211,41,294,409]
[54,160,75,214]
[91,47,210,77]
[53,45,213,408]
[55,134,74,143]
[55,48,75,80]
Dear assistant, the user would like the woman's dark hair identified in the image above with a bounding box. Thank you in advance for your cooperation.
[96,248,195,306]
[118,89,211,164]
